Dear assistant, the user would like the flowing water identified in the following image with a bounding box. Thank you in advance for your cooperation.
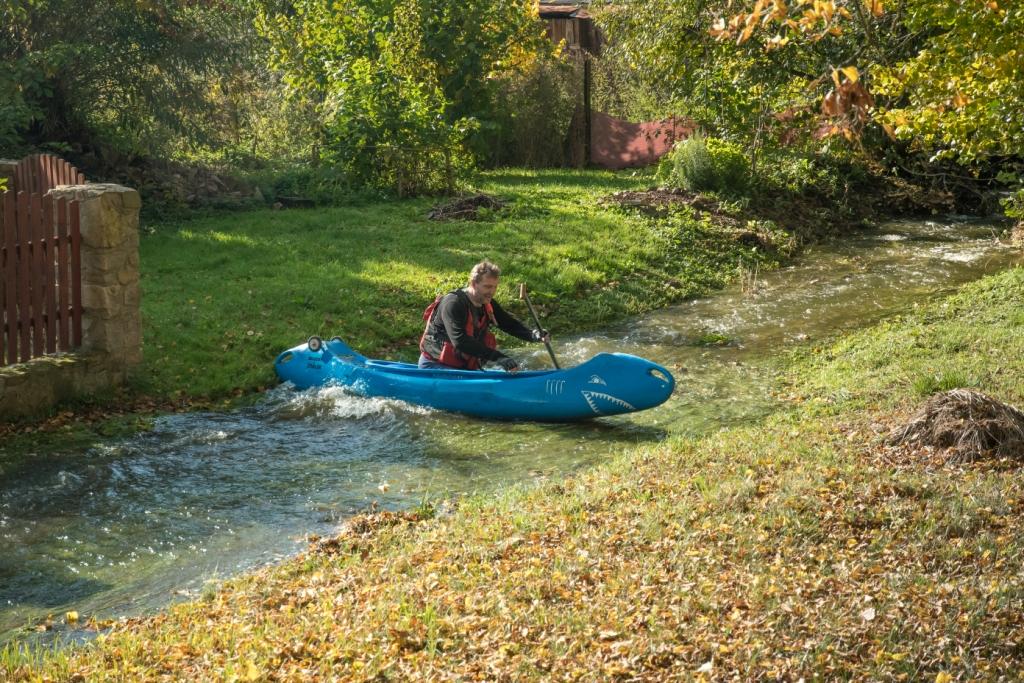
[1,218,1020,642]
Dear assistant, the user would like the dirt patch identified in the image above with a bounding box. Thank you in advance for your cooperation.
[875,174,957,216]
[427,193,506,221]
[602,188,792,251]
[887,389,1024,464]
[601,188,729,217]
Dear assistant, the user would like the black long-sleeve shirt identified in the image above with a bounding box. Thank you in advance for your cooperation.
[422,289,533,363]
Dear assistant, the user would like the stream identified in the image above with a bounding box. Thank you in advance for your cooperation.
[1,217,1020,643]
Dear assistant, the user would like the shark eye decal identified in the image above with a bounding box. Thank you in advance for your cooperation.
[588,374,607,385]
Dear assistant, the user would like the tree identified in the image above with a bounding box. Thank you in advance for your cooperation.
[707,0,1024,169]
[595,0,878,150]
[871,1,1024,165]
[0,0,258,157]
[260,0,544,192]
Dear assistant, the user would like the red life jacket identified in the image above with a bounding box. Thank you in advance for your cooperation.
[419,290,497,370]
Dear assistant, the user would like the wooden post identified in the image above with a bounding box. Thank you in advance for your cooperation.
[70,200,82,348]
[56,197,69,351]
[1,192,13,364]
[30,193,45,357]
[43,197,56,353]
[583,53,592,167]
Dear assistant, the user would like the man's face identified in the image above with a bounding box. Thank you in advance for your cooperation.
[471,275,499,304]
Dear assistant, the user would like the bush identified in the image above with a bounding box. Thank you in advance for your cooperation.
[758,152,871,203]
[762,155,839,198]
[1001,187,1024,221]
[657,133,750,196]
[484,53,578,168]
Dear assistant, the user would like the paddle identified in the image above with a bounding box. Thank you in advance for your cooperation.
[518,283,560,369]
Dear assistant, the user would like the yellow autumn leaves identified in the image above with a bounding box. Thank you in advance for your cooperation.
[710,0,883,46]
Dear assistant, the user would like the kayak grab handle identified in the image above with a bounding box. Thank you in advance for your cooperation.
[648,367,671,383]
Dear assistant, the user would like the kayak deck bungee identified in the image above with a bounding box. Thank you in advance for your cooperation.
[274,336,675,422]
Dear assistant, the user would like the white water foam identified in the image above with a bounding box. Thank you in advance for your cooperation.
[316,386,433,419]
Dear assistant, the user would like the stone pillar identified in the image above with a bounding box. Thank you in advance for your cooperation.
[48,184,142,378]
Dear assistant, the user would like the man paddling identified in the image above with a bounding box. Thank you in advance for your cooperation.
[419,260,550,371]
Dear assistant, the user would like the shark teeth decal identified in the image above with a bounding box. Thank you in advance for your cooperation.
[581,390,636,415]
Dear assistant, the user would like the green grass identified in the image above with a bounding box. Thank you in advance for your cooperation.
[8,268,1024,678]
[134,168,783,399]
[792,267,1024,411]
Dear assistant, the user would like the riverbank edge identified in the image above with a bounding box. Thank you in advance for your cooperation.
[6,266,1023,680]
[2,161,990,440]
[0,167,846,445]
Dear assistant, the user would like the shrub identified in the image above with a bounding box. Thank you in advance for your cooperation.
[705,138,751,194]
[658,133,750,196]
[1001,187,1024,221]
[484,52,578,168]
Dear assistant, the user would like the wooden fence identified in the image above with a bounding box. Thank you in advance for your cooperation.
[0,154,84,365]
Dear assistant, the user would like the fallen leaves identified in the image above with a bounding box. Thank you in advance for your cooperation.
[8,411,1024,681]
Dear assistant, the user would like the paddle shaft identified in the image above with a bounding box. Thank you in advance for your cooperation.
[518,284,560,369]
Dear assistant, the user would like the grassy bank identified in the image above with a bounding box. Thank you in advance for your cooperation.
[6,266,1022,679]
[131,168,790,400]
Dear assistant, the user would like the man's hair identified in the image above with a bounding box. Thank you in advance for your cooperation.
[469,260,501,284]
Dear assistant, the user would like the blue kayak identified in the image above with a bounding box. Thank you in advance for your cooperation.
[274,336,675,421]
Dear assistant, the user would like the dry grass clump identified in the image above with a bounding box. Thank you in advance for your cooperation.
[427,193,505,220]
[888,389,1024,464]
[1011,222,1024,247]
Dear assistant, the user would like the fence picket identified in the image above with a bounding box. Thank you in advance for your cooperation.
[2,155,88,365]
[31,155,40,195]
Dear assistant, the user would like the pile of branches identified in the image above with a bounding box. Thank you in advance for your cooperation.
[888,389,1024,464]
[427,193,505,221]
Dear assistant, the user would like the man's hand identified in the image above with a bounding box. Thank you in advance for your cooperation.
[531,328,550,343]
[497,356,519,372]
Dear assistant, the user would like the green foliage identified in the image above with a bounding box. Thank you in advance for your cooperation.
[128,169,776,398]
[595,0,833,149]
[872,1,1024,166]
[485,51,579,168]
[658,133,750,196]
[757,152,869,202]
[0,58,39,153]
[240,163,373,206]
[598,0,1024,182]
[0,0,260,157]
[1001,188,1024,221]
[261,0,544,195]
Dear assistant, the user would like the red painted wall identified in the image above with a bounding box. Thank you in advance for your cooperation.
[589,112,695,170]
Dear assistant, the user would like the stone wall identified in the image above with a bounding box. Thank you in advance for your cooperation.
[0,179,142,419]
